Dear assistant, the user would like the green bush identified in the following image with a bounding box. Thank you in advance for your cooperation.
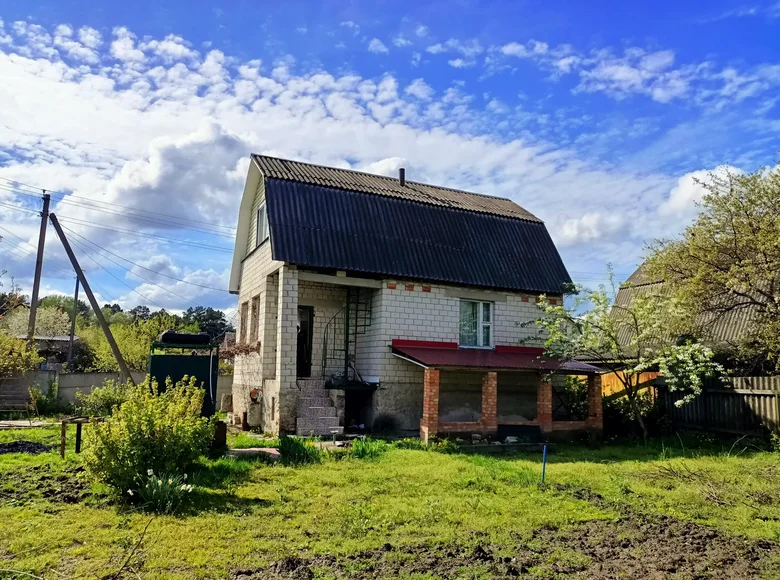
[82,376,215,495]
[133,470,194,514]
[75,379,130,417]
[350,437,387,460]
[278,435,322,465]
[29,381,66,416]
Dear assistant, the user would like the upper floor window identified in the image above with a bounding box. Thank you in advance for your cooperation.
[459,300,492,348]
[256,203,269,246]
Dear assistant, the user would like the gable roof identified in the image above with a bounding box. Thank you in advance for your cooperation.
[252,155,541,222]
[230,156,571,295]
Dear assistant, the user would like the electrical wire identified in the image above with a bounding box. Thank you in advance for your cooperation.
[62,225,214,307]
[0,177,236,232]
[60,226,229,293]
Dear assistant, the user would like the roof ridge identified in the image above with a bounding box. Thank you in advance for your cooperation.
[251,153,515,204]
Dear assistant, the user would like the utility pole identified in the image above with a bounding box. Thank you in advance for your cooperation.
[66,276,80,367]
[49,213,135,385]
[27,191,50,342]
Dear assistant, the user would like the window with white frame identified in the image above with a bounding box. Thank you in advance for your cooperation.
[256,203,269,246]
[459,300,493,347]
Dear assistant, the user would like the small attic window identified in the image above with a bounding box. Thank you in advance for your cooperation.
[256,203,269,246]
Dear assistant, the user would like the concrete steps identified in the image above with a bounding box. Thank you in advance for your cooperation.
[295,382,342,436]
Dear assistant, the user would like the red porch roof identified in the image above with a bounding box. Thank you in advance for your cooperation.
[391,340,601,374]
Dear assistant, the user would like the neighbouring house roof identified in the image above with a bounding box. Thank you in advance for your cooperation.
[391,340,601,374]
[231,155,572,294]
[614,264,757,348]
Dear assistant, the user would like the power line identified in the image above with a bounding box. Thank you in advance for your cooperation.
[0,177,236,232]
[61,226,229,293]
[62,225,212,308]
[0,200,40,216]
[1,185,236,239]
[57,217,233,253]
[66,234,169,310]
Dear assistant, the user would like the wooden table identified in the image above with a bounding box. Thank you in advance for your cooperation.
[60,417,104,458]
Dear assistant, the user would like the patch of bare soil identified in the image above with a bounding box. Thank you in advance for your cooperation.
[0,441,52,455]
[232,496,779,579]
[0,464,89,505]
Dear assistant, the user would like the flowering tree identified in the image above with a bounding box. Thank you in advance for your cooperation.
[534,271,724,439]
[3,306,70,337]
[0,332,43,378]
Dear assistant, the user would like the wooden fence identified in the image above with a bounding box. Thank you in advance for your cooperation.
[663,375,780,435]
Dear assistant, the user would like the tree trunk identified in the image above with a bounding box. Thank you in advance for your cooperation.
[625,382,648,442]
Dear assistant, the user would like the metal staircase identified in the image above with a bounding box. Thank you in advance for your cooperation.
[321,287,373,387]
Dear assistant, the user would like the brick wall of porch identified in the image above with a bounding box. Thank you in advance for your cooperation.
[420,370,603,441]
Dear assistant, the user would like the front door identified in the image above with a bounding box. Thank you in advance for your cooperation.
[297,306,313,377]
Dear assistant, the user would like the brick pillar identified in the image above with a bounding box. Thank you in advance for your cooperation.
[262,273,279,380]
[275,265,298,434]
[538,377,553,433]
[587,373,603,430]
[480,371,498,434]
[420,368,440,442]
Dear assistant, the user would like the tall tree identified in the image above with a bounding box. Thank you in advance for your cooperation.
[128,305,151,322]
[646,164,780,371]
[39,295,90,322]
[3,306,71,337]
[182,306,233,340]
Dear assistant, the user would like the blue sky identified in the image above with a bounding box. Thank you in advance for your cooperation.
[0,0,779,317]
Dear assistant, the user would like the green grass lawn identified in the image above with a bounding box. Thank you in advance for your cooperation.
[1,426,780,579]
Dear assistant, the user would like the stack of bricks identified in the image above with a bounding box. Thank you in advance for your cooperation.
[537,380,553,432]
[587,373,603,430]
[420,368,440,442]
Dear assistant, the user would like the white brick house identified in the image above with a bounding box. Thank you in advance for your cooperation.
[229,155,602,439]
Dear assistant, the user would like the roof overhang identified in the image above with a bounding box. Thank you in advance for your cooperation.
[390,340,601,374]
[229,158,263,295]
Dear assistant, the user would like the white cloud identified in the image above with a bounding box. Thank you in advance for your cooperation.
[448,58,474,69]
[110,26,144,61]
[404,78,433,100]
[415,25,428,37]
[426,43,446,54]
[367,38,389,54]
[78,26,101,49]
[296,26,307,34]
[141,34,196,62]
[393,35,412,48]
[658,165,740,218]
[557,212,628,246]
[501,42,528,57]
[361,156,406,177]
[427,38,483,58]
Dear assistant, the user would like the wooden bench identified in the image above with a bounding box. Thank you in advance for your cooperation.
[0,381,37,424]
[60,417,104,458]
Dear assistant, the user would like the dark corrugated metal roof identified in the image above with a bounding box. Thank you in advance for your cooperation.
[253,154,541,222]
[265,178,571,294]
[391,342,601,374]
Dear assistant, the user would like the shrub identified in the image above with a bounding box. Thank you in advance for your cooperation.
[278,435,322,465]
[82,376,215,495]
[391,437,459,453]
[350,437,387,460]
[29,381,66,416]
[132,470,194,514]
[75,379,131,417]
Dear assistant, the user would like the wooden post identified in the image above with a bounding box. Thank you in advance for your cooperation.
[75,422,83,454]
[60,421,67,459]
[49,213,135,385]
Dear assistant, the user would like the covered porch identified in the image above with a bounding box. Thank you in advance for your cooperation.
[390,340,603,441]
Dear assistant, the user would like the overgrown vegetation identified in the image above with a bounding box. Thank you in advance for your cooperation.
[1,427,779,578]
[82,376,214,497]
[350,437,387,460]
[0,331,42,378]
[74,378,131,417]
[28,381,65,416]
[278,435,323,465]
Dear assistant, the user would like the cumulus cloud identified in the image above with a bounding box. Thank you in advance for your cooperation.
[404,78,433,100]
[367,38,388,54]
[658,165,740,218]
[110,26,144,61]
[557,213,628,246]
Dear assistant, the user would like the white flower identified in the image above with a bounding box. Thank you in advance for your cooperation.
[127,490,134,496]
[147,469,154,476]
[158,480,163,487]
[168,479,173,485]
[183,473,187,480]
